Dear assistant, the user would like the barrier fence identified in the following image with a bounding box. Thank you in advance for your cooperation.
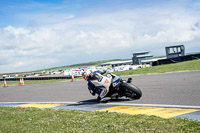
[0,76,78,81]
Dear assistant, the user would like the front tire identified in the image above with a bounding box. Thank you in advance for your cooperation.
[119,82,142,100]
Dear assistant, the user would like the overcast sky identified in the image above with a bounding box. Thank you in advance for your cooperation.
[0,0,200,73]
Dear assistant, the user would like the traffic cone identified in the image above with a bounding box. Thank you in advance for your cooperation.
[22,78,25,85]
[19,78,22,85]
[71,72,75,82]
[4,79,7,87]
[20,78,24,86]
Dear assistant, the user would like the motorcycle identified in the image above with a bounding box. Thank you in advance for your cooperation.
[85,72,142,102]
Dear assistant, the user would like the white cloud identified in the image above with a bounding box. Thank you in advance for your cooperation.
[0,6,200,73]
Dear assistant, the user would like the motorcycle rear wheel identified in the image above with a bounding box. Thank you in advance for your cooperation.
[119,82,142,100]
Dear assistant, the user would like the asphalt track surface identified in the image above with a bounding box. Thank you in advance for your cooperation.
[0,71,200,106]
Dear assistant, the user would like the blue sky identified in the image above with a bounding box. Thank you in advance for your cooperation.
[0,0,200,73]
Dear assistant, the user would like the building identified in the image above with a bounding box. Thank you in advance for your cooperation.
[140,45,186,66]
[165,45,185,59]
[142,45,200,66]
[141,57,166,66]
[132,51,153,65]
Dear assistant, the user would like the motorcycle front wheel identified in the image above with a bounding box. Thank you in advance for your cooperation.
[119,82,142,100]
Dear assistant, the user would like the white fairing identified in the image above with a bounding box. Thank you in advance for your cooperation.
[91,75,112,98]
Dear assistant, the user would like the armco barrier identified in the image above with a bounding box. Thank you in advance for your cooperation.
[0,76,78,81]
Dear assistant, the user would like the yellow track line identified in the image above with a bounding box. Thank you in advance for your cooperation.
[17,103,64,109]
[99,106,199,118]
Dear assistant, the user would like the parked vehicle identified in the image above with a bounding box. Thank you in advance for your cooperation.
[64,70,72,76]
[106,68,114,73]
[73,69,84,77]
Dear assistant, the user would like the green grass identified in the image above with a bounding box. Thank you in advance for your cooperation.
[0,107,199,133]
[114,59,200,76]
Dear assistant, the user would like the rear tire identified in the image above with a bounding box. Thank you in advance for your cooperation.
[119,82,142,100]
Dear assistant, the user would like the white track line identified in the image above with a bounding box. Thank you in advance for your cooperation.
[1,102,200,109]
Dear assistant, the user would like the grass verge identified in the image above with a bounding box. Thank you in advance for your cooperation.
[0,107,200,133]
[114,59,200,76]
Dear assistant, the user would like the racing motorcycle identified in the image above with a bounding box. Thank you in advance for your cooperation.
[84,72,142,102]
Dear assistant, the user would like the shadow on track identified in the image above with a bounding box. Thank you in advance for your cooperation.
[58,98,132,111]
[79,98,131,104]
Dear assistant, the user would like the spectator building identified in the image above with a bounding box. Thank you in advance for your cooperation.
[132,51,153,65]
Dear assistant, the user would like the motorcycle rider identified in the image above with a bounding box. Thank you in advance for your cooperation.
[82,71,96,96]
[83,71,101,95]
[82,70,113,100]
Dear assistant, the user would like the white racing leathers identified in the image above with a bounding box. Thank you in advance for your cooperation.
[89,73,112,98]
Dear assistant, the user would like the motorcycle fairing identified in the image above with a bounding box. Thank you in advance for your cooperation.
[112,75,121,88]
[106,73,121,88]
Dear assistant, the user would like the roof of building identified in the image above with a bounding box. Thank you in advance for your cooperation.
[133,51,149,55]
[165,45,184,48]
[136,54,153,58]
[141,57,166,63]
[100,60,132,65]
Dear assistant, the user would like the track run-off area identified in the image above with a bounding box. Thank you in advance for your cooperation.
[0,71,200,121]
